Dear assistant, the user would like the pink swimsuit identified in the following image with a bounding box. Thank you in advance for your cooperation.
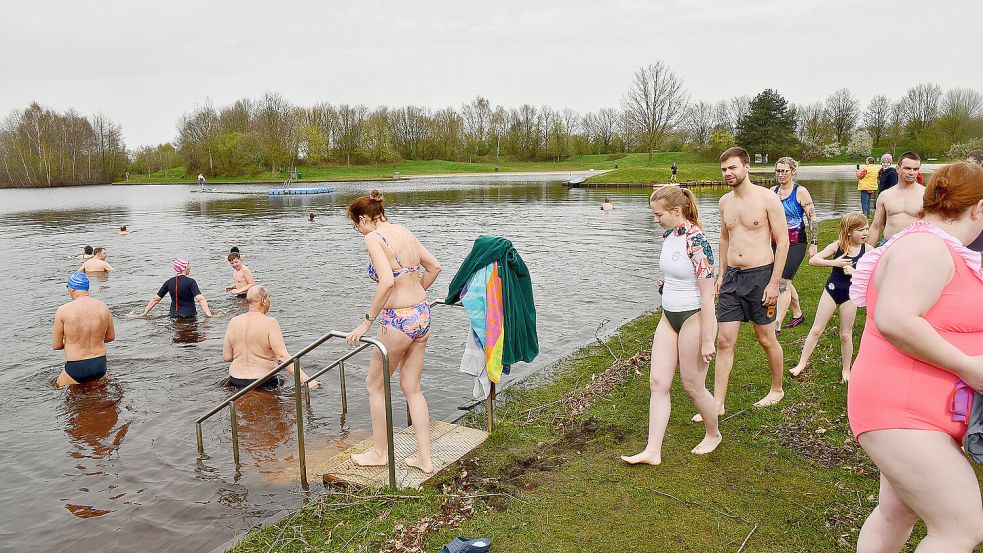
[848,222,983,441]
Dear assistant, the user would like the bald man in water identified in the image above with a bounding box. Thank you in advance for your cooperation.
[53,272,115,387]
[222,286,319,390]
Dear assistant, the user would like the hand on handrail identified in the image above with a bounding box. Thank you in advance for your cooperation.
[346,320,373,346]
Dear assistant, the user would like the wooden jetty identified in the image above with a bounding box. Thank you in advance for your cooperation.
[313,420,489,489]
[566,178,774,189]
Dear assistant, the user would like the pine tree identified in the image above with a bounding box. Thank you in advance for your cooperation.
[735,89,799,160]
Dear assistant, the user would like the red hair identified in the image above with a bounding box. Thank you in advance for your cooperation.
[348,189,387,224]
[920,162,983,221]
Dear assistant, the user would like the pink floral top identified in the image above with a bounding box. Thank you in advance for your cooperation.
[663,221,715,280]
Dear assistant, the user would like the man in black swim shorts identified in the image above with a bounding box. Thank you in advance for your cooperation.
[702,148,787,420]
[53,272,115,387]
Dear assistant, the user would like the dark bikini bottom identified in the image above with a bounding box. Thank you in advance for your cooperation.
[65,356,107,383]
[664,309,701,333]
[227,375,283,390]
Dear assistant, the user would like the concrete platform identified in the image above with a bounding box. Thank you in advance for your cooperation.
[312,420,488,489]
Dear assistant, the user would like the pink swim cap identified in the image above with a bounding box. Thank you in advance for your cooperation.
[173,258,189,273]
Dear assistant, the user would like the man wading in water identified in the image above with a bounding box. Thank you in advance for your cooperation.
[694,147,787,422]
[53,272,115,387]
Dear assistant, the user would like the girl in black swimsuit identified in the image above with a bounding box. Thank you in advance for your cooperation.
[789,212,870,383]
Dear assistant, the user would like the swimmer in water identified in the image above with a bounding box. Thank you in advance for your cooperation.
[53,272,115,387]
[118,225,128,235]
[79,245,94,260]
[601,198,614,211]
[142,259,214,318]
[223,286,319,390]
[309,212,315,222]
[224,252,256,297]
[78,247,114,273]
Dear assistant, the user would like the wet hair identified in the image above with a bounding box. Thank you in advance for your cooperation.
[348,189,387,225]
[919,162,983,221]
[775,156,798,174]
[898,151,921,166]
[227,252,241,262]
[719,146,750,166]
[119,225,127,231]
[230,246,240,254]
[83,245,93,255]
[838,212,869,254]
[651,186,701,228]
[603,197,611,203]
[967,150,983,165]
[93,247,105,255]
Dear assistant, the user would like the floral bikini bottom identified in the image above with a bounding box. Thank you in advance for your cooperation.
[379,301,431,340]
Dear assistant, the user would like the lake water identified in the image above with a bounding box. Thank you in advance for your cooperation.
[0,175,859,552]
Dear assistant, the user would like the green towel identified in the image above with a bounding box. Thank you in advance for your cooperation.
[445,236,538,365]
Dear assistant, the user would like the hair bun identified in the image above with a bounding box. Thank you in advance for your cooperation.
[369,189,384,202]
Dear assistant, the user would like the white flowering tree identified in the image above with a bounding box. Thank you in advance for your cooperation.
[846,130,873,158]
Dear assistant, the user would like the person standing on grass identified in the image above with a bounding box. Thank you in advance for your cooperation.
[694,147,787,424]
[770,157,817,336]
[788,212,868,383]
[868,152,924,247]
[621,186,721,466]
[848,162,983,552]
[857,156,879,218]
[670,162,678,183]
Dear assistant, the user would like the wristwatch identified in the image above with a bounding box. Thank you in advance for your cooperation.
[364,313,376,322]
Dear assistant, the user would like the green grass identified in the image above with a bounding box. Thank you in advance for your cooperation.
[228,218,980,551]
[118,153,710,185]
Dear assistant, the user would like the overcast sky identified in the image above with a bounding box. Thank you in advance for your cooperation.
[2,0,979,147]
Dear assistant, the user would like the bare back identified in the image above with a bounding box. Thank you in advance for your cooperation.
[880,184,925,240]
[372,223,430,308]
[224,312,287,379]
[719,184,785,269]
[54,297,114,361]
[79,258,112,272]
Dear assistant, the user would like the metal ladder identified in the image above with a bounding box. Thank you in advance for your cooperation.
[195,300,496,489]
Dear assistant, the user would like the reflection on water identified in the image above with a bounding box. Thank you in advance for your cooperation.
[0,177,861,552]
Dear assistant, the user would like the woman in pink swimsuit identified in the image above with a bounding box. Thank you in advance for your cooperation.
[346,190,442,474]
[848,162,983,552]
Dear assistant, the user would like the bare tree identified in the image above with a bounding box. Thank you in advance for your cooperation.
[898,82,943,133]
[176,100,219,175]
[622,61,689,165]
[863,95,892,147]
[824,87,859,145]
[461,96,492,160]
[938,87,983,143]
[335,104,369,166]
[725,95,752,134]
[685,101,715,149]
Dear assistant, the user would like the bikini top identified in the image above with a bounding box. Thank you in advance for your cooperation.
[367,230,421,282]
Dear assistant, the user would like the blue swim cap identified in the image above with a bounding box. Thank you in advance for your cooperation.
[67,272,90,291]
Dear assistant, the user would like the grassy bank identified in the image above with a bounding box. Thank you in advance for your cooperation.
[117,153,708,185]
[229,218,975,552]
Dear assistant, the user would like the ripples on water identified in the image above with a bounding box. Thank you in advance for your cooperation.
[0,176,857,551]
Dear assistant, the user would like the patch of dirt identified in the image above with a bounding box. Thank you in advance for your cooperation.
[772,396,876,478]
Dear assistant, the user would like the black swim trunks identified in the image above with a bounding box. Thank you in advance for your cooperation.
[717,264,777,325]
[227,375,283,390]
[65,356,107,383]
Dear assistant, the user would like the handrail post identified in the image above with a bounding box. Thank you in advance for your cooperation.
[196,422,204,454]
[229,402,240,467]
[294,358,309,489]
[339,360,348,415]
[487,383,496,434]
[376,341,397,489]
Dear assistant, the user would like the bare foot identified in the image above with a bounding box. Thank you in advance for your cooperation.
[841,370,851,384]
[691,405,725,423]
[620,451,662,466]
[753,389,785,408]
[789,365,806,377]
[404,456,433,474]
[351,449,388,467]
[691,432,722,455]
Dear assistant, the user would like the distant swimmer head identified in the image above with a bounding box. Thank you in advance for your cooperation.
[173,258,190,274]
[309,212,315,221]
[230,246,240,254]
[83,245,94,255]
[67,271,90,292]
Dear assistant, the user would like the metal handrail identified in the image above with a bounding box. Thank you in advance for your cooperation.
[196,300,496,489]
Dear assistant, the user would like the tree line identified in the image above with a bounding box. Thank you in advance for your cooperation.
[2,60,982,186]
